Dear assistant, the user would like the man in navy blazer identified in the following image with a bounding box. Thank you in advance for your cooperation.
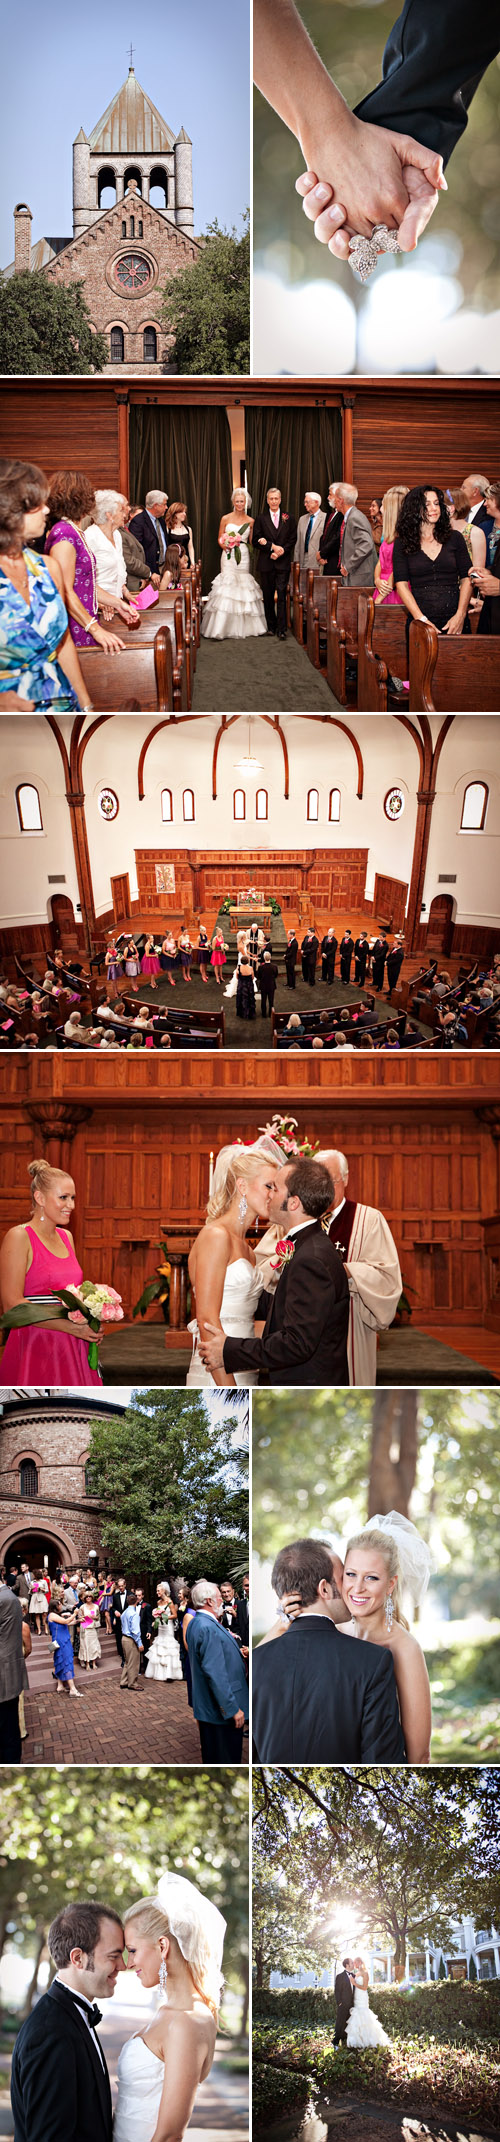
[187,1581,249,1762]
[129,489,169,576]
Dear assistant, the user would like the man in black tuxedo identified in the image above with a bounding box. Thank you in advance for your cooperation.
[252,1537,405,1761]
[335,1961,355,2045]
[201,1157,349,1387]
[111,1575,130,1661]
[386,940,405,993]
[135,1585,153,1674]
[11,1899,124,2142]
[371,934,389,990]
[321,929,338,984]
[220,1582,249,1648]
[129,489,168,576]
[339,930,354,983]
[253,487,297,639]
[354,2,500,168]
[301,930,319,985]
[285,929,298,988]
[354,933,369,986]
[257,950,279,1017]
[318,483,343,576]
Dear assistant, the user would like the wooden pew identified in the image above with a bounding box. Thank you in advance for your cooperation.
[305,569,331,670]
[357,595,408,711]
[78,626,175,712]
[134,595,191,708]
[291,563,307,646]
[409,621,500,712]
[326,583,374,704]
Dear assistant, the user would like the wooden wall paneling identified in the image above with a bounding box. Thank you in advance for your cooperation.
[0,385,121,487]
[351,385,500,505]
[373,873,408,930]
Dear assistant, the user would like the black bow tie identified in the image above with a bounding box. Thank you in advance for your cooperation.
[69,1995,102,2027]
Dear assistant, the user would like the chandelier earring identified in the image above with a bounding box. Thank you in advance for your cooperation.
[384,1592,394,1632]
[239,1193,248,1224]
[159,1954,168,1993]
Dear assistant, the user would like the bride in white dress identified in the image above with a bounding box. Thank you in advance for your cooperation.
[186,1144,280,1387]
[201,488,267,640]
[145,1584,183,1683]
[114,1873,225,2142]
[345,1958,391,2050]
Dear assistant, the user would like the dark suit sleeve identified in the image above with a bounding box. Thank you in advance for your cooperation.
[281,518,297,557]
[224,1240,344,1377]
[15,2027,80,2142]
[359,1648,405,1763]
[354,0,500,163]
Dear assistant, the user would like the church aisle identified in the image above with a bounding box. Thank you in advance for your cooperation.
[192,634,340,710]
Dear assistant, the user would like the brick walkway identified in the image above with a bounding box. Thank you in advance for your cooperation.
[23,1630,249,1766]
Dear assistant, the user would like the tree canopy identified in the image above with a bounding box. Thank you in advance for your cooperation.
[0,1768,249,2027]
[161,220,250,373]
[252,1767,500,1974]
[0,273,108,374]
[88,1388,248,1585]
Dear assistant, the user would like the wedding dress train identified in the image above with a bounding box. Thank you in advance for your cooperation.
[114,2034,164,2142]
[186,1257,263,1387]
[201,528,267,641]
[345,1987,391,2049]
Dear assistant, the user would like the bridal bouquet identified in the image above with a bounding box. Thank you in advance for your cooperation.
[258,1113,320,1159]
[55,1280,124,1368]
[223,521,250,565]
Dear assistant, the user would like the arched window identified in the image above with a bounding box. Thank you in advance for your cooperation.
[19,1460,38,1497]
[16,783,42,832]
[138,220,143,238]
[461,781,488,830]
[183,788,195,822]
[129,215,135,238]
[329,787,341,822]
[307,788,319,822]
[97,166,117,209]
[124,166,142,197]
[143,326,157,362]
[110,326,124,364]
[121,220,127,238]
[85,1461,98,1496]
[256,788,268,821]
[161,788,173,822]
[234,788,245,821]
[149,166,169,210]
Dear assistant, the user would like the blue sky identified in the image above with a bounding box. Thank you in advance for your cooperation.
[1,0,250,262]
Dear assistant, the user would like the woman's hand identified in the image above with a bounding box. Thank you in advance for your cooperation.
[92,623,126,653]
[441,610,464,636]
[296,119,444,253]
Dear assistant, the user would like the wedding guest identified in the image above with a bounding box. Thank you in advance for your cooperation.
[165,502,195,567]
[120,1591,144,1690]
[130,490,169,574]
[78,1593,101,1672]
[0,458,92,710]
[448,487,487,574]
[162,545,184,588]
[44,472,128,648]
[381,1026,401,1049]
[368,498,384,548]
[286,1012,304,1033]
[336,485,377,585]
[474,480,500,631]
[186,1580,248,1761]
[393,487,472,632]
[111,1576,129,1660]
[374,485,408,604]
[318,483,344,575]
[220,1581,249,1647]
[86,492,138,615]
[0,1581,24,1762]
[294,491,326,568]
[47,1586,82,1698]
[121,515,154,593]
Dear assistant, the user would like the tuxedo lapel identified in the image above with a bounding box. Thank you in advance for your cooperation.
[264,1222,321,1334]
[49,1982,112,2128]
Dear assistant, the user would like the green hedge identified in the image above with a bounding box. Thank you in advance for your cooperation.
[253,1979,500,2044]
[253,2001,500,2127]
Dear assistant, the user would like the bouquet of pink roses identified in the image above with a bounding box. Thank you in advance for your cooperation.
[55,1280,124,1368]
[223,520,250,565]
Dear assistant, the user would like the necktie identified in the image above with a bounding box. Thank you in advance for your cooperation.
[271,512,279,528]
[304,515,314,553]
[339,517,346,554]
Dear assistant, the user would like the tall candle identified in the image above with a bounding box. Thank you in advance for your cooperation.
[209,1150,214,1192]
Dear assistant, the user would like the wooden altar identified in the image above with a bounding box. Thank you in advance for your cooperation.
[228,904,274,933]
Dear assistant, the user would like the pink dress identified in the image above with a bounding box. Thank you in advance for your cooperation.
[211,941,226,969]
[141,951,161,975]
[1,1225,102,1386]
[375,538,402,605]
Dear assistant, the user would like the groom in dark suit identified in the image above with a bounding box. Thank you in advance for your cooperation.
[201,1158,349,1386]
[11,1900,125,2142]
[335,1960,355,2045]
[252,1537,406,1761]
[252,487,297,638]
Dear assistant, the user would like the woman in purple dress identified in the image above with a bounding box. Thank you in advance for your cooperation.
[0,1160,102,1388]
[44,470,127,651]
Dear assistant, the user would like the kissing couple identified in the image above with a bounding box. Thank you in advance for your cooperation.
[185,1138,350,1387]
[253,1514,432,1763]
[335,1957,390,2051]
[11,1876,225,2142]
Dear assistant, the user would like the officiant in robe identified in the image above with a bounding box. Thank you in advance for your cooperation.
[316,1149,402,1385]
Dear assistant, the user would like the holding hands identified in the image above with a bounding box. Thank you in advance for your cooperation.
[296,123,446,262]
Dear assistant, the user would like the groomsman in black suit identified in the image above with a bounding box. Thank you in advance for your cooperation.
[111,1577,130,1661]
[253,488,297,638]
[11,1900,124,2142]
[371,934,389,990]
[339,930,354,983]
[318,483,343,575]
[354,932,369,986]
[386,940,405,993]
[220,1583,249,1648]
[301,930,319,985]
[321,929,338,984]
[285,929,299,988]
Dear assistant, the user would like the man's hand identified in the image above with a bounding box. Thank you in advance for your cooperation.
[296,122,445,257]
[258,536,268,545]
[474,568,500,598]
[270,543,284,558]
[234,1708,245,1729]
[199,1321,226,1373]
[151,572,161,588]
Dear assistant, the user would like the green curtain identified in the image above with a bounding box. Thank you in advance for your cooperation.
[129,405,233,591]
[245,405,342,530]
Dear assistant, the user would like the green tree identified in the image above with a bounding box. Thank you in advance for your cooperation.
[88,1389,248,1585]
[0,1768,249,2030]
[161,219,249,373]
[0,273,108,374]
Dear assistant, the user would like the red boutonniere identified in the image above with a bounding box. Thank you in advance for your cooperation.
[270,1238,295,1274]
[282,513,288,520]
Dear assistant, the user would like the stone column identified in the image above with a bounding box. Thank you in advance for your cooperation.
[174,131,194,236]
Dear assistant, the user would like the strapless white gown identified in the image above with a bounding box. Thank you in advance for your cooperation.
[146,1613,183,1681]
[186,1256,263,1386]
[345,1987,391,2049]
[201,527,267,640]
[114,2033,164,2142]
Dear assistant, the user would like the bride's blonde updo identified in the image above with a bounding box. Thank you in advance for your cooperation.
[345,1528,410,1631]
[124,1894,219,2021]
[28,1159,73,1212]
[207,1145,276,1222]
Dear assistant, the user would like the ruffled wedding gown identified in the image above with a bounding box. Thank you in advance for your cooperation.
[114,2034,163,2142]
[201,525,267,640]
[186,1257,263,1387]
[145,1611,183,1682]
[345,1987,391,2049]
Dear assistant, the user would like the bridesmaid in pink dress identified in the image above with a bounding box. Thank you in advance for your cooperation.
[374,484,408,606]
[0,1158,102,1387]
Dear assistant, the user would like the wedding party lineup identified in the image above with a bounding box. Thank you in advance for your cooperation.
[1,6,500,2142]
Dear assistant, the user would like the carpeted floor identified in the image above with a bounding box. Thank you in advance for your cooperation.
[192,632,339,710]
[120,955,430,1045]
[98,1324,499,1385]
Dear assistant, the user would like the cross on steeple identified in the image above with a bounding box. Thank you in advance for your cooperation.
[127,42,135,69]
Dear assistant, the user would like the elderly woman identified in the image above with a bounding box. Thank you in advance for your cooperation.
[393,486,472,635]
[165,502,195,568]
[0,459,93,709]
[44,470,127,649]
[85,491,138,614]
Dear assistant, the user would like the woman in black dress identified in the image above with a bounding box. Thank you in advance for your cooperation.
[165,502,195,567]
[197,926,210,984]
[393,487,472,634]
[236,955,256,1022]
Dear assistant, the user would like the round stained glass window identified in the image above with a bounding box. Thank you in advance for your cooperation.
[113,253,152,292]
[98,788,119,820]
[384,787,405,821]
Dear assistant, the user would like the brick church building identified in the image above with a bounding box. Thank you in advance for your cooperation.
[4,64,200,374]
[0,1387,125,1575]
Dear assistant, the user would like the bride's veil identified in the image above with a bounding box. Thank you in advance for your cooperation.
[363,1510,432,1611]
[156,1872,226,2011]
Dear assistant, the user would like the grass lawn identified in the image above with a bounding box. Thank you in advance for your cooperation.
[253,1985,500,2128]
[427,1628,500,1761]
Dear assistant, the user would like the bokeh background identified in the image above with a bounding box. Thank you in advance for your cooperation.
[253,0,500,373]
[252,1386,500,1762]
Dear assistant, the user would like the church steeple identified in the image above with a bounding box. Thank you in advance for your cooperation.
[71,63,193,233]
